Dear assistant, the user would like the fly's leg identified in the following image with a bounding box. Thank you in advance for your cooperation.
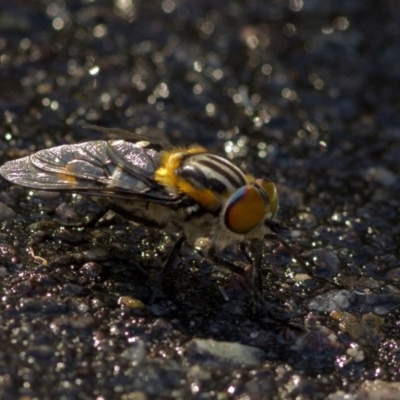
[66,202,183,301]
[265,231,342,289]
[150,236,185,302]
[84,206,112,228]
[65,201,183,301]
[240,239,264,293]
[207,247,267,309]
[160,236,185,273]
[58,203,166,229]
[86,204,165,228]
[208,247,308,329]
[53,206,110,228]
[251,240,264,293]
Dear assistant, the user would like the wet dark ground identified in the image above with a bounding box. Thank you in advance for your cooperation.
[1,1,400,399]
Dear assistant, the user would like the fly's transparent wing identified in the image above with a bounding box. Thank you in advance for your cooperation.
[0,140,176,202]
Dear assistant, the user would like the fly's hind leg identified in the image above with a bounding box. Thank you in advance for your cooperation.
[84,204,186,302]
[86,204,165,229]
[84,206,113,228]
[94,204,184,300]
[56,203,161,229]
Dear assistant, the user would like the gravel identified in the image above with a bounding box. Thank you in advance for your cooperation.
[1,1,400,399]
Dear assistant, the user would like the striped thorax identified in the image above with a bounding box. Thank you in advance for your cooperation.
[153,146,278,249]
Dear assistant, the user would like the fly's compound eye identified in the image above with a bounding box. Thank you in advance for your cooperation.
[255,179,279,219]
[224,185,266,234]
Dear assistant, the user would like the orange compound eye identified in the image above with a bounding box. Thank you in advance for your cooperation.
[224,185,266,234]
[255,179,279,219]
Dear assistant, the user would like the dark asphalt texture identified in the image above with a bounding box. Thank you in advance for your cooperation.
[1,1,400,399]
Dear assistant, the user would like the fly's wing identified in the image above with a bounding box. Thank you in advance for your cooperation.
[0,140,180,204]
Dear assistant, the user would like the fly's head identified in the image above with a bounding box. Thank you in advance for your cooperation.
[222,179,279,237]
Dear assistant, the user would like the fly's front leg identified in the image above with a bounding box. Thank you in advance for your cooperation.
[242,239,264,293]
[207,247,267,308]
[265,232,343,289]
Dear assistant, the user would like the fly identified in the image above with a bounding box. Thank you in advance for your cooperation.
[0,124,333,307]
